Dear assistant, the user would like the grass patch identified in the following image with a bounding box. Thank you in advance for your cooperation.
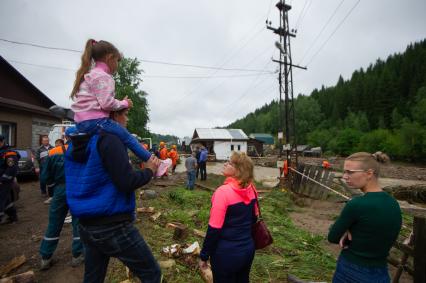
[106,174,336,282]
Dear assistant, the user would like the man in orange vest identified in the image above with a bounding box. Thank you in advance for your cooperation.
[159,142,169,176]
[168,145,179,174]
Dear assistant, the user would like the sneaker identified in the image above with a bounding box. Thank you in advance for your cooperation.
[64,215,72,224]
[71,254,84,267]
[40,258,52,270]
[43,197,52,205]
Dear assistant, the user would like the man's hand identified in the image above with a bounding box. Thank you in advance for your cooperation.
[124,96,133,108]
[145,155,160,174]
[35,168,40,175]
[339,231,352,249]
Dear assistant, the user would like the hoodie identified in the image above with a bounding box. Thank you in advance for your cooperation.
[200,177,259,261]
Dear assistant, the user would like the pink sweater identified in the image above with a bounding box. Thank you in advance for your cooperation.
[71,62,128,122]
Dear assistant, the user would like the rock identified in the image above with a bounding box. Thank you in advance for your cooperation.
[159,259,176,269]
[141,190,158,200]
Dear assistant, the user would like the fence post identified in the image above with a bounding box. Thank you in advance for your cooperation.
[413,217,426,283]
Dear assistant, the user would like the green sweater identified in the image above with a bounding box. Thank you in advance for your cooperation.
[328,191,402,267]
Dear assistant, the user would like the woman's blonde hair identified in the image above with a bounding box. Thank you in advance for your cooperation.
[70,39,121,98]
[229,152,254,187]
[346,151,390,177]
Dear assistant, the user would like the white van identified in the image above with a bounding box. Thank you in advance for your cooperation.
[48,121,75,143]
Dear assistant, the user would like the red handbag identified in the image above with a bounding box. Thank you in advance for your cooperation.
[252,189,273,249]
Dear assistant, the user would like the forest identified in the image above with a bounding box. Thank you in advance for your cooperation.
[228,40,426,161]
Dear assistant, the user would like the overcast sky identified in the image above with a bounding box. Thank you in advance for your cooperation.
[1,0,425,138]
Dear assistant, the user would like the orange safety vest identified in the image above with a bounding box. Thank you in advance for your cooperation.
[159,147,168,160]
[168,150,179,166]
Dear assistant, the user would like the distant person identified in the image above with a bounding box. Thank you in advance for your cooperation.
[65,107,161,283]
[328,152,402,283]
[198,146,208,181]
[168,145,179,174]
[185,152,198,190]
[0,135,20,224]
[39,127,83,270]
[54,139,65,147]
[195,147,201,179]
[199,152,259,282]
[70,39,155,165]
[35,135,54,198]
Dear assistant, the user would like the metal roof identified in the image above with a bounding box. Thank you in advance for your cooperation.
[192,128,248,140]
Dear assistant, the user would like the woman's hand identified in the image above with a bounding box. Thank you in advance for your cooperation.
[339,231,352,249]
[198,259,209,270]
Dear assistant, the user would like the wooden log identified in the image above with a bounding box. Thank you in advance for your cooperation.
[399,201,426,219]
[0,270,35,283]
[193,229,206,238]
[392,232,414,283]
[388,256,414,276]
[0,255,26,277]
[166,222,189,240]
[413,217,426,283]
[136,207,155,213]
[150,212,162,222]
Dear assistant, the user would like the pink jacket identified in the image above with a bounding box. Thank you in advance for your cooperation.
[71,62,128,122]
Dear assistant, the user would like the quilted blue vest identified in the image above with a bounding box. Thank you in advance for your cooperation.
[64,134,135,218]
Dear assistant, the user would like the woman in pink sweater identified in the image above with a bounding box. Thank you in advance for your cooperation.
[70,39,152,162]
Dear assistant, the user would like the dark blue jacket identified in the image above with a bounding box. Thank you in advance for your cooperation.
[65,133,153,221]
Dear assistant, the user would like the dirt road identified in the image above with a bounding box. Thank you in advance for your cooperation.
[0,179,83,282]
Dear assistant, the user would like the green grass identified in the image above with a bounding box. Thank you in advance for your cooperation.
[106,174,336,282]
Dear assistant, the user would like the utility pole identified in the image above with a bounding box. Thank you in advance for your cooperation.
[267,0,306,186]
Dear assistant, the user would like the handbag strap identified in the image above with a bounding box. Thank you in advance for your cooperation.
[253,187,262,218]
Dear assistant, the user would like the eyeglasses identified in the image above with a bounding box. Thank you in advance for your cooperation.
[343,169,367,175]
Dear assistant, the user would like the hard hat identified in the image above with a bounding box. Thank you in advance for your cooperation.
[172,145,177,149]
[160,141,165,146]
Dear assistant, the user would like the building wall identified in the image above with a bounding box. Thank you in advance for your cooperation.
[213,141,247,160]
[0,108,32,148]
[32,117,58,149]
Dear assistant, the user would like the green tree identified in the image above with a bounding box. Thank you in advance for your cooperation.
[357,129,392,153]
[411,86,426,126]
[114,57,150,138]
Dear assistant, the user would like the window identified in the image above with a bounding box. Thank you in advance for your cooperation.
[230,145,234,151]
[0,122,16,147]
[237,145,241,151]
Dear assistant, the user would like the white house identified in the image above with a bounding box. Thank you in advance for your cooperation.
[190,128,249,160]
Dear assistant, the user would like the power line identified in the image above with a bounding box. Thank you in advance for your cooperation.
[297,0,346,65]
[305,0,361,66]
[294,0,309,31]
[0,37,271,73]
[294,0,312,32]
[7,58,275,78]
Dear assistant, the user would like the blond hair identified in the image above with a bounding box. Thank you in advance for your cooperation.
[229,152,254,187]
[70,39,121,98]
[346,151,390,177]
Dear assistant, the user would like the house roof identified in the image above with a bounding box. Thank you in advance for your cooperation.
[192,128,248,141]
[0,56,56,107]
[249,133,274,145]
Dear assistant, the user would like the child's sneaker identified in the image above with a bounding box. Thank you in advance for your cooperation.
[71,254,84,267]
[40,258,52,270]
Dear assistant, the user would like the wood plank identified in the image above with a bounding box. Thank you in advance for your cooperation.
[0,255,26,277]
[0,270,34,283]
[399,202,426,219]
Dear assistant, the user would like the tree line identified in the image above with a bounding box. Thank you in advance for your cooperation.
[228,40,426,161]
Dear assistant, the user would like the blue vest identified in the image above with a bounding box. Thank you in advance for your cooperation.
[64,134,135,218]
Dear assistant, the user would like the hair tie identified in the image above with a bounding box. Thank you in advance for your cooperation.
[92,39,97,46]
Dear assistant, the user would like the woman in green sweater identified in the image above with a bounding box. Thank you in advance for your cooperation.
[328,152,402,283]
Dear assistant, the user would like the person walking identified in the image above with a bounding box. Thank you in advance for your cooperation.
[328,152,402,283]
[39,127,84,270]
[199,146,208,181]
[168,145,179,174]
[185,152,197,190]
[65,108,161,283]
[199,152,259,283]
[35,135,53,198]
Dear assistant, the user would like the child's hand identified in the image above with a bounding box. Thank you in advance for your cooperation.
[124,96,133,108]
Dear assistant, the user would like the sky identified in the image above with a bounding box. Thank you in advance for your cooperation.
[1,0,425,138]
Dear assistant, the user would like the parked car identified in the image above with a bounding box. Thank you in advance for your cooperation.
[15,148,37,178]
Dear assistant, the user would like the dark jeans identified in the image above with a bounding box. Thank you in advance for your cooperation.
[199,161,207,180]
[333,255,390,283]
[186,171,196,189]
[79,221,161,283]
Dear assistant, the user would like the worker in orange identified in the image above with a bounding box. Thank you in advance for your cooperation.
[159,142,168,160]
[322,160,331,169]
[168,145,179,174]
